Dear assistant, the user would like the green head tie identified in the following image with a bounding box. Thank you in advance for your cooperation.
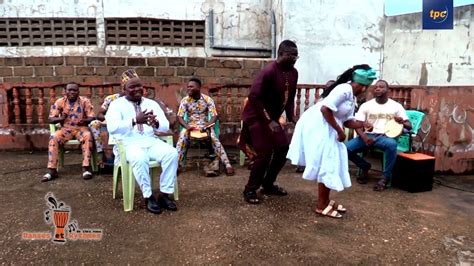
[352,68,377,86]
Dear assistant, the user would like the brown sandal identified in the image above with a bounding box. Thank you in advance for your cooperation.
[373,179,388,191]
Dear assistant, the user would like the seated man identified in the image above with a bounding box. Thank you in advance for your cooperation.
[89,90,124,166]
[42,82,95,182]
[345,80,412,191]
[106,69,178,214]
[176,77,235,176]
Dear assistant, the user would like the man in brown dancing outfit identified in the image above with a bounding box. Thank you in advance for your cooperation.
[239,40,299,204]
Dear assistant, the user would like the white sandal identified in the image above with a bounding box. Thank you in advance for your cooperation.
[329,200,347,213]
[316,204,342,219]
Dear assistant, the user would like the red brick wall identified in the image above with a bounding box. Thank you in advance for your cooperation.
[0,56,270,85]
[0,56,271,151]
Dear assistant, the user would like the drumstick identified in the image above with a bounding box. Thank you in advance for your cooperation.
[203,122,216,130]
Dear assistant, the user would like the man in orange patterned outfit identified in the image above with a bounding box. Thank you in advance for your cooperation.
[42,82,95,182]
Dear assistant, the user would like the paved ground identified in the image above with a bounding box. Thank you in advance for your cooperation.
[0,150,473,264]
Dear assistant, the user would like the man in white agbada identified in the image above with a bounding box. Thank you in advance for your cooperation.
[106,69,178,214]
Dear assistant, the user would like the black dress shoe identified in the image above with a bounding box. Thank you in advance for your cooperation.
[261,185,288,196]
[158,193,178,211]
[145,196,162,214]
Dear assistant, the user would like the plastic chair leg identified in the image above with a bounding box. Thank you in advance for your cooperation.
[122,166,136,212]
[58,147,65,170]
[112,165,120,199]
[173,178,179,201]
[90,151,99,172]
[239,151,245,166]
[151,167,158,189]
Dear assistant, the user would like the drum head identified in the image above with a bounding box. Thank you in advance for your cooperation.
[384,119,403,138]
[190,130,209,140]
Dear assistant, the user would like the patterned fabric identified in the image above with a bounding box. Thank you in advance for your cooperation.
[90,93,121,153]
[132,100,144,133]
[121,69,139,89]
[101,93,121,110]
[48,96,95,168]
[176,94,231,168]
[48,127,92,168]
[177,94,218,127]
[89,120,106,153]
[49,96,95,128]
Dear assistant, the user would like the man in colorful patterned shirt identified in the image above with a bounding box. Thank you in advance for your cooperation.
[42,82,95,182]
[176,78,235,176]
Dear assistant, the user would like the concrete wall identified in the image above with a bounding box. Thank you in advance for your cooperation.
[411,86,474,174]
[1,0,388,83]
[273,0,385,84]
[383,5,473,86]
[0,0,272,58]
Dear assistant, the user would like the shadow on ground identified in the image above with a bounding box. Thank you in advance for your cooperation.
[0,150,473,264]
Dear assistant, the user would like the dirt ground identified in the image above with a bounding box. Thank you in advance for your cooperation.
[0,150,473,265]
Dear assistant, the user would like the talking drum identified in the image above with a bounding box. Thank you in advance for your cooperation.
[189,129,209,141]
[384,119,404,138]
[53,210,70,242]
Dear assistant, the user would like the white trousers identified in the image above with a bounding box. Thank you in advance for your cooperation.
[125,139,178,198]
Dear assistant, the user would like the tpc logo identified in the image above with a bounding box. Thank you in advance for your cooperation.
[423,0,453,30]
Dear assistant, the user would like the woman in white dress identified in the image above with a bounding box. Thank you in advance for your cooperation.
[287,65,376,218]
